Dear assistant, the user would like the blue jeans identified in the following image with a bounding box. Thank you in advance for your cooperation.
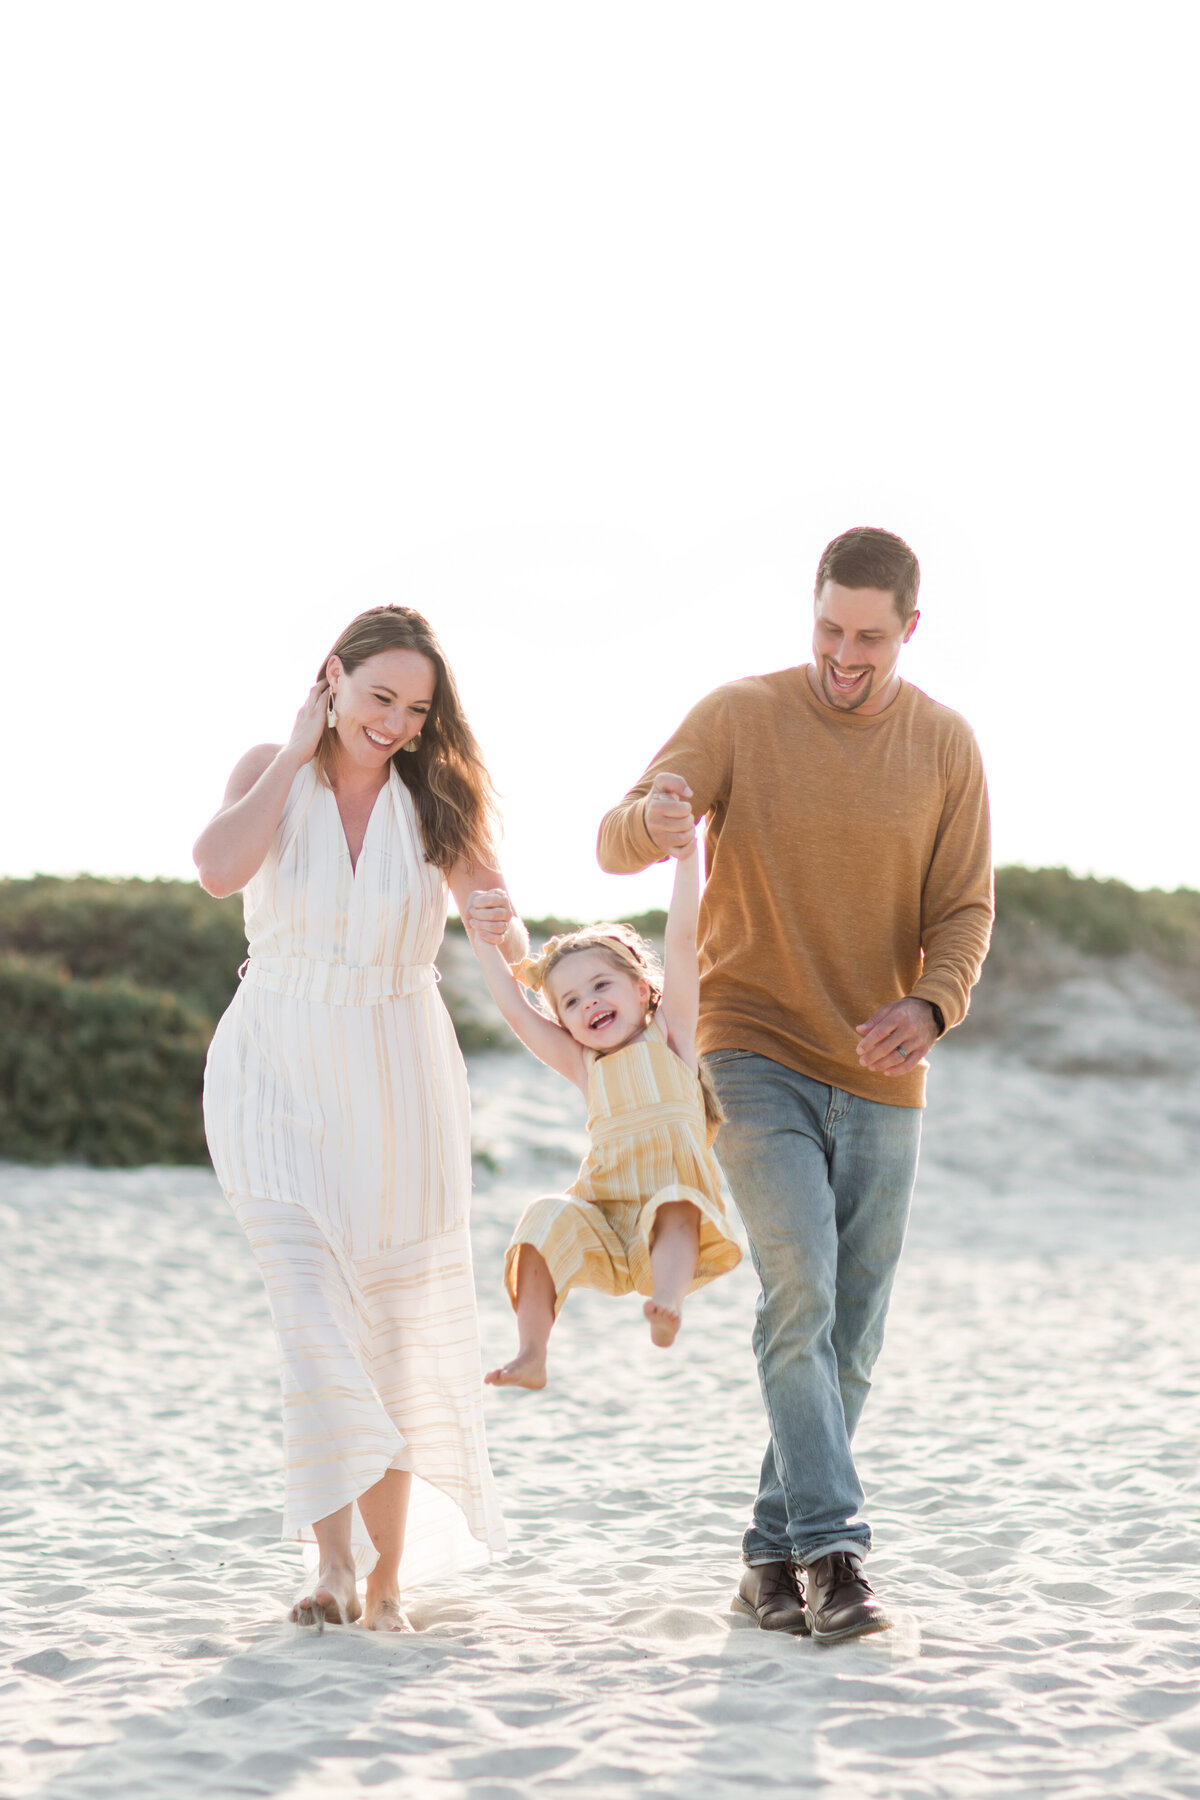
[703,1050,921,1567]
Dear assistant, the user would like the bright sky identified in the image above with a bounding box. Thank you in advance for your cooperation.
[3,3,1195,922]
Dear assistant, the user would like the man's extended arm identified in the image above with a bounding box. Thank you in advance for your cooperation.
[597,687,732,873]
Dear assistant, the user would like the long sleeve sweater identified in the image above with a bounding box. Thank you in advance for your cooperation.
[597,666,993,1108]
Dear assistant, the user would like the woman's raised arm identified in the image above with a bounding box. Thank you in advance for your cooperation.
[193,682,329,897]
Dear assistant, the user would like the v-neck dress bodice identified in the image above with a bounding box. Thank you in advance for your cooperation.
[203,762,505,1586]
[238,769,447,1003]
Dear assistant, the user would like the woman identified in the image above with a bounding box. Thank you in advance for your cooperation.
[196,605,522,1631]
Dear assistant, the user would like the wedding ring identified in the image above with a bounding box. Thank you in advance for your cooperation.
[896,1045,908,1059]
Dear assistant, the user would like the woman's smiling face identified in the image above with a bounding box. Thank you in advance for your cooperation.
[326,648,436,767]
[546,950,651,1051]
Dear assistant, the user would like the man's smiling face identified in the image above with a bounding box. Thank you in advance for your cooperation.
[809,582,919,716]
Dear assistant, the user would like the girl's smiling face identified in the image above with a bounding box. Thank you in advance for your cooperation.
[326,648,435,768]
[546,950,651,1052]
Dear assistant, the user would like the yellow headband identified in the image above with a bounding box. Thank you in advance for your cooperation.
[511,955,546,993]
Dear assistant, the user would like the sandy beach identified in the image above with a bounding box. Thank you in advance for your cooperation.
[2,949,1198,1799]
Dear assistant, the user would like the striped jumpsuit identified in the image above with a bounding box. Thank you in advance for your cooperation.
[505,1012,742,1312]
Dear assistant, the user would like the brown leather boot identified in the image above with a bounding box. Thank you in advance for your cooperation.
[732,1560,810,1635]
[804,1552,890,1643]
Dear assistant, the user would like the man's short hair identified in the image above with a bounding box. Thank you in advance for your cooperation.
[814,527,921,624]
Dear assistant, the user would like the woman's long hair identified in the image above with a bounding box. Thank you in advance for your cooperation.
[314,606,498,872]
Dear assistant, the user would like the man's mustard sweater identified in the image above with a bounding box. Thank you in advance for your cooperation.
[597,667,993,1108]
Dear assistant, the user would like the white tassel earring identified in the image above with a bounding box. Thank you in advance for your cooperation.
[403,732,421,754]
[326,695,338,729]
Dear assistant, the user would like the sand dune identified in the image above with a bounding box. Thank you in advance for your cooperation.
[1,953,1198,1798]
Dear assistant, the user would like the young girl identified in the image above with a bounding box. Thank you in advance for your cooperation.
[466,801,741,1389]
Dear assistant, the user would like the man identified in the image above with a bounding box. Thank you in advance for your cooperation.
[597,526,992,1643]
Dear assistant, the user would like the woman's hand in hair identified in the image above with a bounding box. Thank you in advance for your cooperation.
[285,680,332,765]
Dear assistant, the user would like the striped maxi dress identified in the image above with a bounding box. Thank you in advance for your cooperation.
[203,761,506,1587]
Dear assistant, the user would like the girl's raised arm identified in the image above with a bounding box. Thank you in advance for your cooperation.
[659,815,701,1068]
[465,894,589,1093]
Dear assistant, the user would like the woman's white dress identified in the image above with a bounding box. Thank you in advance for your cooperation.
[203,762,506,1586]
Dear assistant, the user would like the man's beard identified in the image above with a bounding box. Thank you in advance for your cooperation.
[820,660,876,712]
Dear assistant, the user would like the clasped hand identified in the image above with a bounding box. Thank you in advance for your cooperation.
[645,773,696,859]
[464,888,513,946]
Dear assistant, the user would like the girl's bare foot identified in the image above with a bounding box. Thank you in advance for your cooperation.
[290,1559,361,1628]
[644,1297,682,1347]
[484,1347,547,1389]
[363,1591,414,1633]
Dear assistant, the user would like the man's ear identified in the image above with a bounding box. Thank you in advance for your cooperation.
[902,610,920,645]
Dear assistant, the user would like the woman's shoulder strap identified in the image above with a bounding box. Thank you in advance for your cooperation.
[274,760,320,859]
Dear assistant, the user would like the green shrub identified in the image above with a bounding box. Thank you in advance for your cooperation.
[518,909,668,940]
[3,868,1194,1169]
[0,954,211,1166]
[994,866,1200,967]
[0,876,246,1020]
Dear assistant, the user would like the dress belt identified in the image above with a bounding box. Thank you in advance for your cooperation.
[586,1100,701,1140]
[241,957,440,1006]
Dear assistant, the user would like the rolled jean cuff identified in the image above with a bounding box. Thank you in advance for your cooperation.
[800,1536,871,1566]
[744,1524,871,1565]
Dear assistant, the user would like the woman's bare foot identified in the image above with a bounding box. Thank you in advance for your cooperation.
[644,1297,682,1347]
[484,1347,547,1389]
[290,1558,361,1628]
[362,1590,414,1633]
